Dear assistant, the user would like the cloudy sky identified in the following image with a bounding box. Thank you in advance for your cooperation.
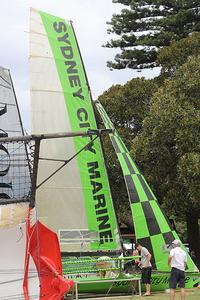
[0,0,156,132]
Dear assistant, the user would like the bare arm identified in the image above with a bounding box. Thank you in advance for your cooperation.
[168,255,172,268]
[184,260,187,270]
[143,252,151,268]
[147,252,151,263]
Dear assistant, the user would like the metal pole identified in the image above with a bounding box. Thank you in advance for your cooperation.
[138,278,141,296]
[0,129,113,143]
[30,138,40,208]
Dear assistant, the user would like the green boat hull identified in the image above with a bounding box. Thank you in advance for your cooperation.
[67,272,199,294]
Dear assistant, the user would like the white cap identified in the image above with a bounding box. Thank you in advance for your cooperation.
[172,239,180,246]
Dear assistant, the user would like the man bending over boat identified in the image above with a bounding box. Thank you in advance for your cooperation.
[135,242,152,296]
[168,239,187,300]
[96,256,115,278]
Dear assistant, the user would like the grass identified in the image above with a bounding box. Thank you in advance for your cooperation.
[137,288,200,299]
[104,288,200,299]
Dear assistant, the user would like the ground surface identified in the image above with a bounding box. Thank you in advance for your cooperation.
[138,288,200,299]
[84,288,200,299]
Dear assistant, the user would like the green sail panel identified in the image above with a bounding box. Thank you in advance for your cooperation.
[96,102,196,271]
[31,9,120,251]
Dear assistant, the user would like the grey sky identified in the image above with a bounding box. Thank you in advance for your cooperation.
[0,0,157,132]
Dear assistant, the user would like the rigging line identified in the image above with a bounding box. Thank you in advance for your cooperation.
[0,83,11,90]
[0,163,29,167]
[0,270,37,274]
[0,129,22,133]
[0,293,40,300]
[0,143,28,161]
[31,87,64,93]
[2,153,29,156]
[36,134,99,189]
[0,142,26,162]
[39,157,68,162]
[0,101,16,106]
[16,225,24,242]
[0,274,38,285]
[35,208,41,289]
[105,275,118,298]
[23,213,36,281]
[0,74,11,86]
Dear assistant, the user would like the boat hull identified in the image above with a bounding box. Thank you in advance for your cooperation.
[66,272,199,294]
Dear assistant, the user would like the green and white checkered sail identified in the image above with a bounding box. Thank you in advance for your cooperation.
[30,9,120,252]
[96,102,197,272]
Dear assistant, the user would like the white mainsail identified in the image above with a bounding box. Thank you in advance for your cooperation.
[30,8,120,253]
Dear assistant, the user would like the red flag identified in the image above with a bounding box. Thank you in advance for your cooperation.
[24,211,74,299]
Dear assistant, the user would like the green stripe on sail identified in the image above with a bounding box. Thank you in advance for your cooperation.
[132,174,154,202]
[96,102,197,271]
[126,152,140,173]
[150,201,171,233]
[132,203,150,239]
[118,154,138,175]
[140,175,156,200]
[151,234,170,271]
[118,154,129,174]
[39,11,119,250]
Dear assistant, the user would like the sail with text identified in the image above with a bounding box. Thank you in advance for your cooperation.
[0,66,30,227]
[96,101,197,272]
[0,66,73,299]
[30,8,120,253]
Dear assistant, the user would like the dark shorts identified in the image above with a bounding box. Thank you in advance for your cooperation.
[141,267,152,284]
[169,267,185,289]
[132,264,141,273]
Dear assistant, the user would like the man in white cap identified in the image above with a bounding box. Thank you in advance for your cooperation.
[168,239,187,300]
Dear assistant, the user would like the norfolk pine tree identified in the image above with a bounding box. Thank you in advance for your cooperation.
[105,0,200,70]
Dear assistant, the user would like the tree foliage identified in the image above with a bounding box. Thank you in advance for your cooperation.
[105,0,200,70]
[132,54,200,214]
[98,77,157,138]
[131,55,200,256]
[157,32,200,77]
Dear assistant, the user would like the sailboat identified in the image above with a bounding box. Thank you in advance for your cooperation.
[29,8,200,296]
[0,67,73,298]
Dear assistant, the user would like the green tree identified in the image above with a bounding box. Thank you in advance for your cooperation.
[131,55,200,262]
[157,32,200,77]
[105,0,200,70]
[98,77,156,137]
[97,77,156,228]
